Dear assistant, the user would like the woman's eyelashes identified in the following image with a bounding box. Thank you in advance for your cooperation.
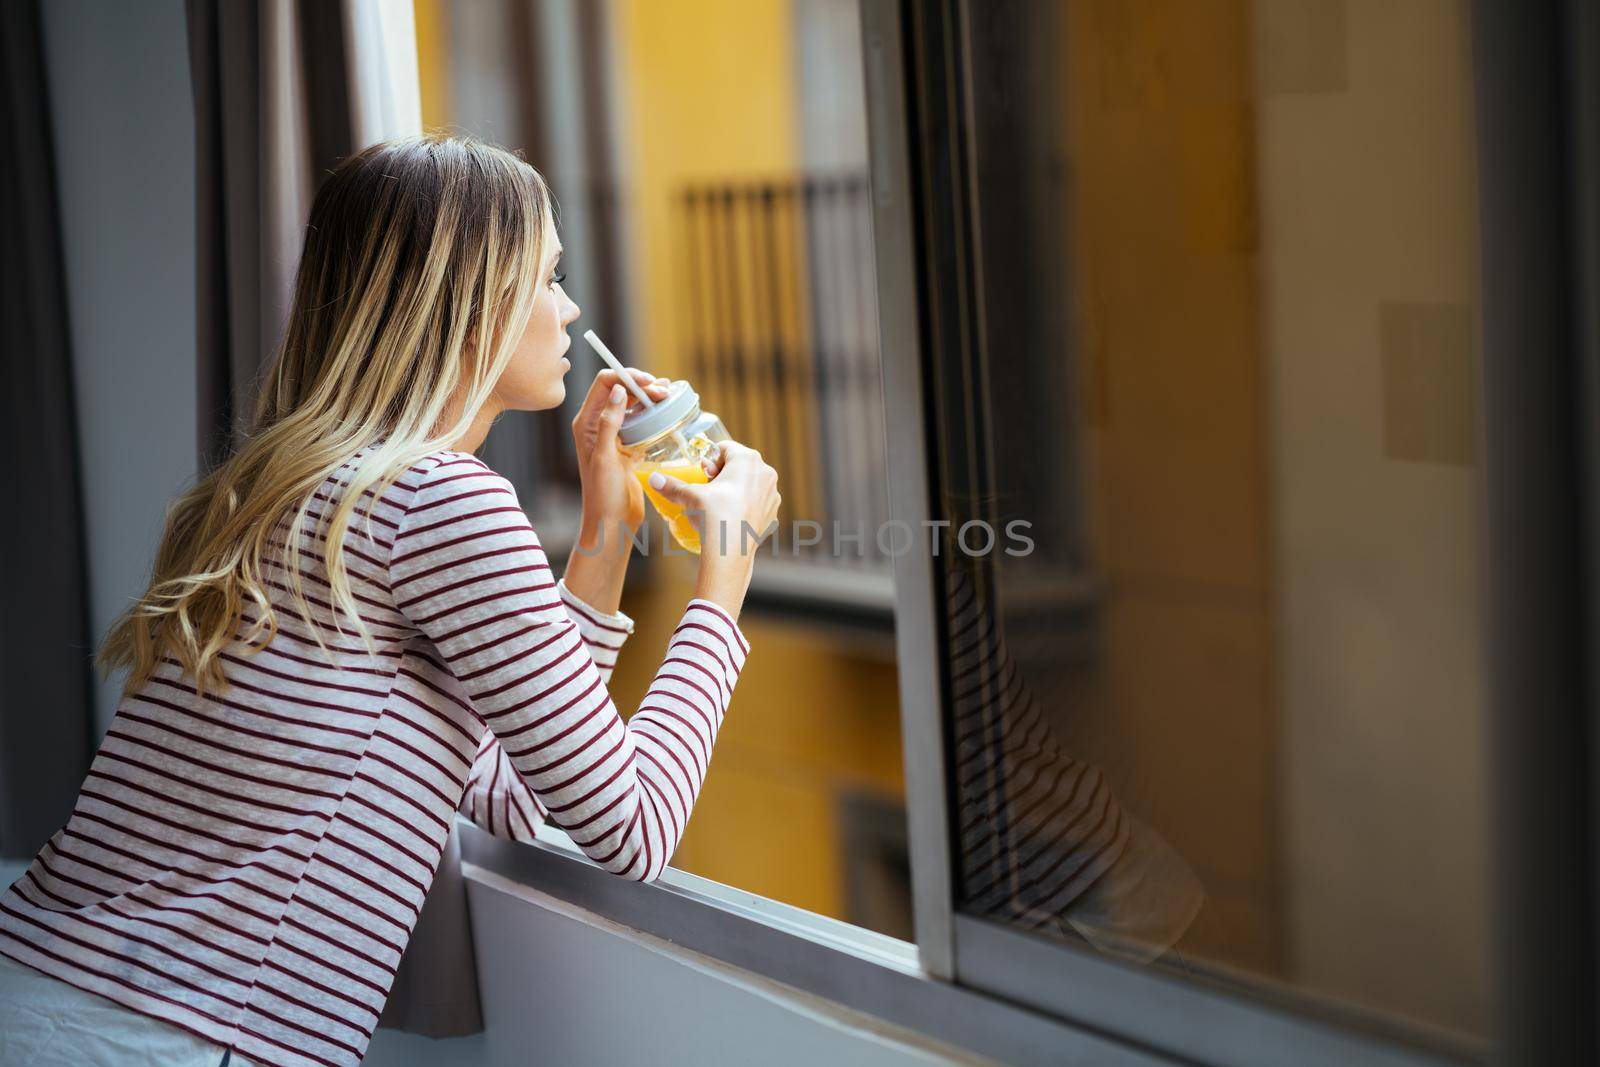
[549,267,566,289]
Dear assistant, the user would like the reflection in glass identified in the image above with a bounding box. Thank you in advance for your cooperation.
[935,0,1487,1044]
[947,559,1204,962]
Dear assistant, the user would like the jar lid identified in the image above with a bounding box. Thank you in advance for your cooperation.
[619,380,699,448]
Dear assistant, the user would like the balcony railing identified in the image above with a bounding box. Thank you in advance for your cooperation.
[676,175,895,627]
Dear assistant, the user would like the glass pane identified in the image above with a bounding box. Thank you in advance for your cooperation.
[414,0,913,938]
[937,0,1486,1043]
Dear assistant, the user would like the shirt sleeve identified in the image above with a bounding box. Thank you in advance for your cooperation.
[555,576,635,681]
[459,580,638,843]
[391,452,749,881]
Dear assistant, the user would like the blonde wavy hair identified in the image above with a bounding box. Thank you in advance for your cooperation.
[98,134,555,700]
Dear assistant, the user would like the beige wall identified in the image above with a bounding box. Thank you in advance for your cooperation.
[1252,0,1488,1035]
[1059,0,1489,1035]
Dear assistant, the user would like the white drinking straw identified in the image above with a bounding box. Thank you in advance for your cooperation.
[583,329,697,462]
[584,330,655,409]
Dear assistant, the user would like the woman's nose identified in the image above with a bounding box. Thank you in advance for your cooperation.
[560,289,581,325]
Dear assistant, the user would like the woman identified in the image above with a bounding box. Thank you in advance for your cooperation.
[0,134,779,1067]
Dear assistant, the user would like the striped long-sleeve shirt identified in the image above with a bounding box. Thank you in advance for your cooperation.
[944,561,1202,957]
[0,447,750,1067]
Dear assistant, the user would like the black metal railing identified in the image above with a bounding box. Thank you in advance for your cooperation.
[675,175,893,596]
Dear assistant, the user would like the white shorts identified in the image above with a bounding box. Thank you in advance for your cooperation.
[0,950,248,1066]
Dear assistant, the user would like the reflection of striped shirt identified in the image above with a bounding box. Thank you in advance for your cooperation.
[946,564,1131,925]
[0,447,749,1067]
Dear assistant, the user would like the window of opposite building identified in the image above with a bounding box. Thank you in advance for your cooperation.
[414,0,913,940]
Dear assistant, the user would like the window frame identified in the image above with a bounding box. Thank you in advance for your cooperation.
[862,1,1600,1066]
[462,0,1600,1063]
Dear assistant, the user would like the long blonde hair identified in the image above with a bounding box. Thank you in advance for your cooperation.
[98,134,555,700]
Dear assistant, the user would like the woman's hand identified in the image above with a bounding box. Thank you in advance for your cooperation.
[571,368,671,533]
[563,368,671,616]
[646,440,780,621]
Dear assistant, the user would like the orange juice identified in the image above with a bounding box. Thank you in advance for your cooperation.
[614,375,729,553]
[637,463,711,552]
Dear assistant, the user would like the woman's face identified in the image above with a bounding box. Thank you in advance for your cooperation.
[494,236,580,412]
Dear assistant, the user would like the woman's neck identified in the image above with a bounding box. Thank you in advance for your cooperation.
[447,398,501,455]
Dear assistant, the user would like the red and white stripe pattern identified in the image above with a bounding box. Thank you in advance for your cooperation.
[945,563,1129,924]
[458,576,636,844]
[0,448,749,1067]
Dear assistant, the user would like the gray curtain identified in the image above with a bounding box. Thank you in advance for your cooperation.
[186,0,422,466]
[185,0,485,1038]
[0,0,96,861]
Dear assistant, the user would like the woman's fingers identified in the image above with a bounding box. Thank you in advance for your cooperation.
[634,380,671,408]
[714,440,761,473]
[596,383,627,448]
[575,372,619,427]
[646,469,704,507]
[575,368,671,434]
[610,369,671,412]
[699,441,726,479]
[631,372,672,408]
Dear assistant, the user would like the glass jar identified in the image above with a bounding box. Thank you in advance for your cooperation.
[618,381,730,553]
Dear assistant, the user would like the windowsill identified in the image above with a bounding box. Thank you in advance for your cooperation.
[454,816,1157,1066]
[524,820,919,974]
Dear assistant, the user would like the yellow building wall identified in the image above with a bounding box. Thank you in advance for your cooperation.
[609,579,904,918]
[607,0,906,924]
[412,0,450,130]
[612,0,801,380]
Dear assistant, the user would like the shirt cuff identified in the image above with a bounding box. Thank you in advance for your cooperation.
[557,577,636,639]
